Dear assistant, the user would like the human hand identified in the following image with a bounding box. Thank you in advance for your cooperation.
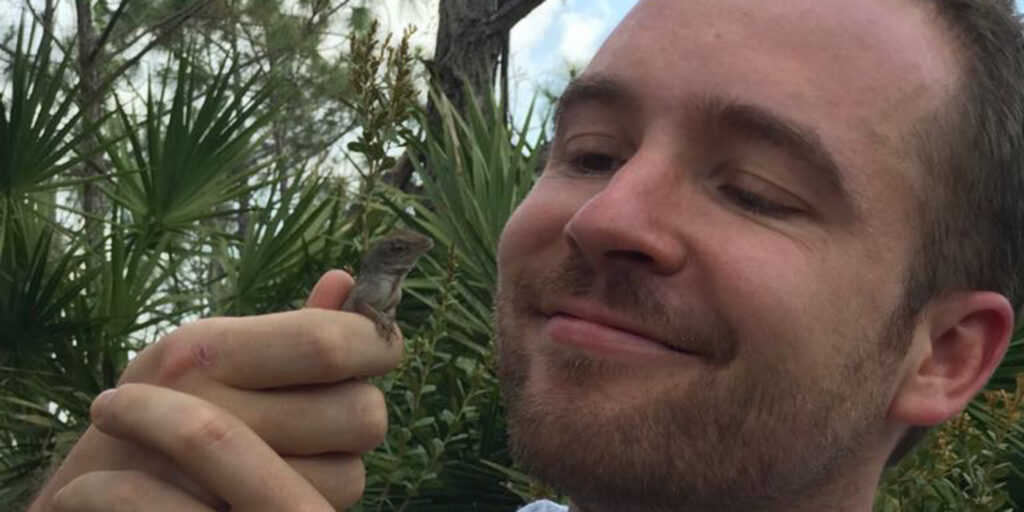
[30,270,401,511]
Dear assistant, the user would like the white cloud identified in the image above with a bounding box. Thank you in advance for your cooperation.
[559,11,606,64]
[511,0,562,56]
[374,0,439,55]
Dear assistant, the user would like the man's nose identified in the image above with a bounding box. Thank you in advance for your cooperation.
[563,156,688,275]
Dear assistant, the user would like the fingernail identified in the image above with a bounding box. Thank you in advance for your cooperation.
[91,388,117,426]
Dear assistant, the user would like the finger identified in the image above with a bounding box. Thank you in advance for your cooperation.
[65,427,226,509]
[207,380,387,455]
[305,270,355,310]
[91,384,334,512]
[286,454,366,511]
[52,470,220,512]
[156,308,404,389]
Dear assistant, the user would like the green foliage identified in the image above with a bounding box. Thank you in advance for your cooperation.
[107,53,273,235]
[0,24,85,196]
[0,216,95,368]
[0,15,331,506]
[347,19,418,173]
[356,89,545,511]
[214,175,341,315]
[0,21,91,237]
[345,19,420,245]
[876,374,1024,511]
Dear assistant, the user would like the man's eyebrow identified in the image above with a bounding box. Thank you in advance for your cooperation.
[702,97,858,213]
[552,78,858,214]
[554,73,635,129]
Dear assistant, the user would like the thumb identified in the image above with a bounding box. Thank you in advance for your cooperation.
[305,270,356,310]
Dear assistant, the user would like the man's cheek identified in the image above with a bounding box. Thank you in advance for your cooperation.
[498,184,581,271]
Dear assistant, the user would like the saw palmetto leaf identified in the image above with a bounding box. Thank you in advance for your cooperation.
[0,215,96,367]
[215,175,339,315]
[106,52,274,234]
[0,23,91,203]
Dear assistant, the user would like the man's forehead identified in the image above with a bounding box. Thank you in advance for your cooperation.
[579,0,960,193]
[592,0,960,92]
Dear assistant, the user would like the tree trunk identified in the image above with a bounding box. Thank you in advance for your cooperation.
[74,0,108,252]
[434,0,546,113]
[433,0,503,116]
[385,0,546,189]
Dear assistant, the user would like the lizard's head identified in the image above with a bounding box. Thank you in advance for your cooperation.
[363,229,435,273]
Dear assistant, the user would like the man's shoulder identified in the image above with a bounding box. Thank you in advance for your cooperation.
[516,499,569,512]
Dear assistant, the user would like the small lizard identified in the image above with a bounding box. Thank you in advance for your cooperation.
[342,229,434,343]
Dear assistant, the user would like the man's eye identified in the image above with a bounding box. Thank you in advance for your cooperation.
[569,152,624,174]
[720,185,801,218]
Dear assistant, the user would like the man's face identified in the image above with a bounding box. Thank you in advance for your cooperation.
[495,0,961,510]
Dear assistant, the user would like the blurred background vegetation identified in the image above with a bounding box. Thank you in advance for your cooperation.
[0,1,1020,510]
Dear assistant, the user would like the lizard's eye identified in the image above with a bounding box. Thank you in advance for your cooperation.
[390,243,405,253]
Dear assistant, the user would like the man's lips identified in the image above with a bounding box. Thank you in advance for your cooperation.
[541,300,697,356]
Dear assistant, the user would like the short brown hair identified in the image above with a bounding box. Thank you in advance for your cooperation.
[885,0,1024,466]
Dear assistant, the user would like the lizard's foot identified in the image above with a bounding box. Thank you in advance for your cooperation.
[351,301,399,345]
[375,318,398,345]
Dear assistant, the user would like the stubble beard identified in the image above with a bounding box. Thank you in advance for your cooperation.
[495,251,898,512]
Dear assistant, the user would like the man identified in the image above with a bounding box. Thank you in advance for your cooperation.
[29,0,1024,511]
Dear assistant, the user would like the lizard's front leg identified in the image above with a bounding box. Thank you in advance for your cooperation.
[350,300,398,344]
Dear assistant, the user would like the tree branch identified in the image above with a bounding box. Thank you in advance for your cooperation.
[42,0,56,40]
[485,0,547,34]
[107,0,209,60]
[92,0,214,101]
[23,0,73,56]
[87,0,131,65]
[305,0,352,32]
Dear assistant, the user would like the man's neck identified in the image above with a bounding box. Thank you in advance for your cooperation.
[564,473,882,512]
[568,498,877,512]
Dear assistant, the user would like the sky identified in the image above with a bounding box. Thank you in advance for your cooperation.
[6,0,1024,101]
[502,0,1024,123]
[3,0,1024,125]
[0,0,633,118]
[506,0,636,123]
[369,0,638,126]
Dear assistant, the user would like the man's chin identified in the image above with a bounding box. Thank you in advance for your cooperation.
[498,333,709,510]
[502,377,707,512]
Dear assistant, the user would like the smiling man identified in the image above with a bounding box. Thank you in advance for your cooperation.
[496,0,1023,511]
[30,0,1024,511]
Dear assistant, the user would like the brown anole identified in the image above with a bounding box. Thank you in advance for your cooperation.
[342,229,434,343]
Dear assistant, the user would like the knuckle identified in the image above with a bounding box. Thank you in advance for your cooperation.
[353,384,388,449]
[336,459,366,509]
[153,317,225,386]
[50,481,79,511]
[386,334,405,365]
[179,404,238,452]
[105,472,152,512]
[301,319,352,379]
[301,456,365,511]
[54,472,148,512]
[93,384,137,426]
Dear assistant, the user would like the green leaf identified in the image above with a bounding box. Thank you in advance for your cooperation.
[0,22,92,204]
[107,51,275,235]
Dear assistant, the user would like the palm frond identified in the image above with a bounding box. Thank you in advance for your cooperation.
[215,175,340,315]
[105,51,275,235]
[0,22,90,203]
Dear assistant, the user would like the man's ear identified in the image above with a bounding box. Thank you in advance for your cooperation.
[888,292,1014,426]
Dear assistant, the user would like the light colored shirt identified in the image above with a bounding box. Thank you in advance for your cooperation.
[516,499,569,512]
